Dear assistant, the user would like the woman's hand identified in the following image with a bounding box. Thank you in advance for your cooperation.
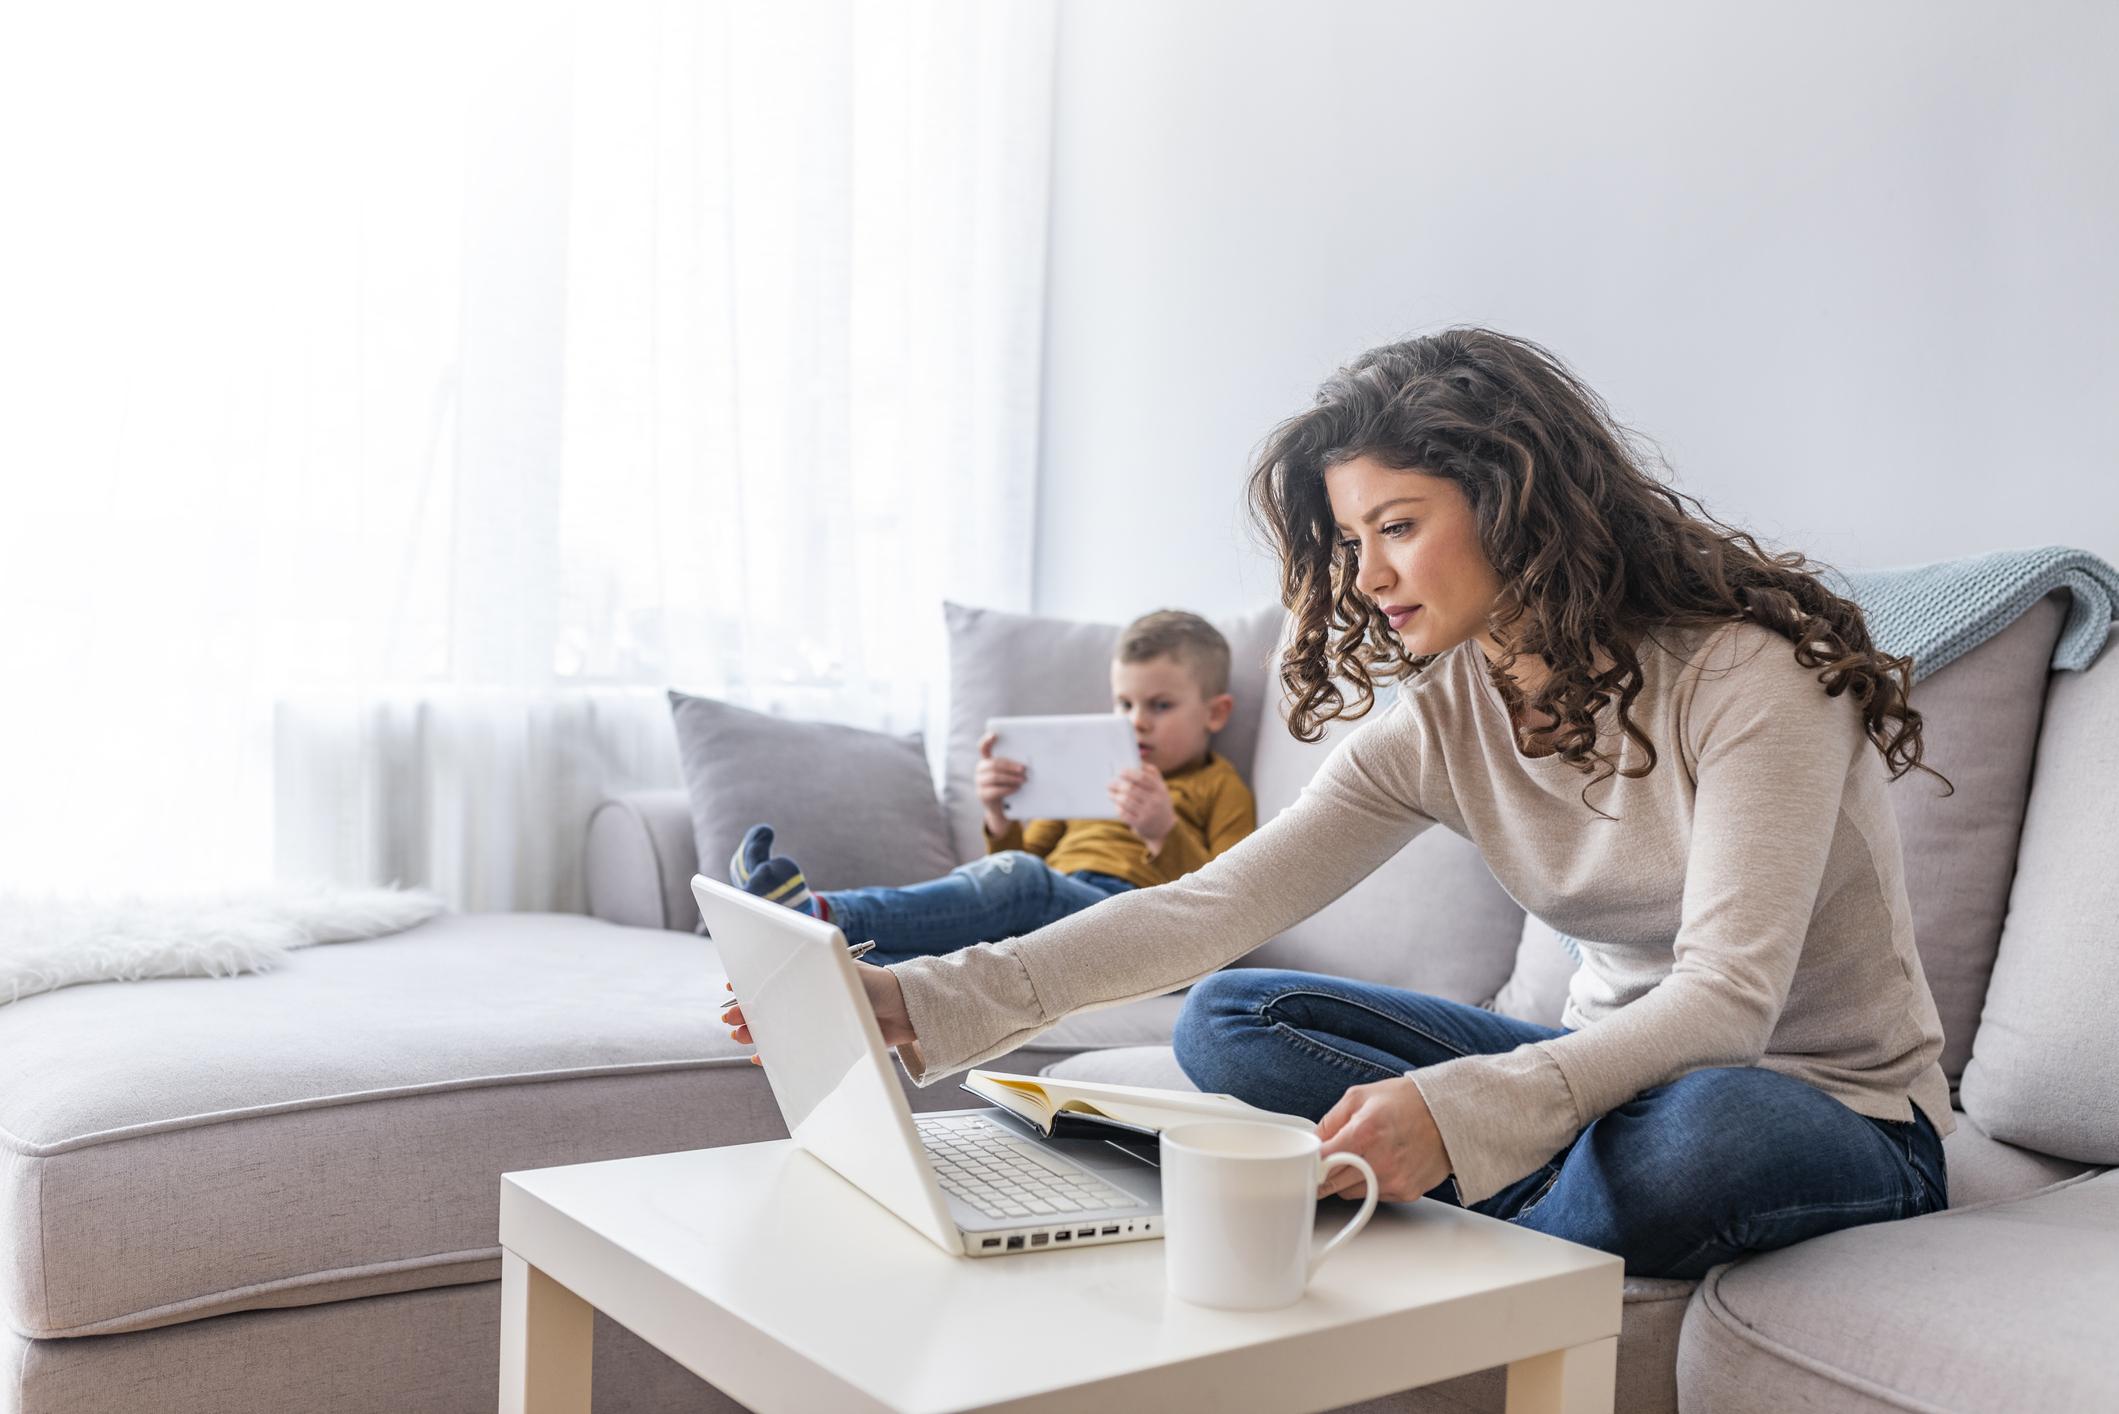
[974,731,1027,837]
[1315,1075,1453,1201]
[721,961,917,1066]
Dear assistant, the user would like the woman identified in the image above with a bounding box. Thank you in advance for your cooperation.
[726,328,1951,1278]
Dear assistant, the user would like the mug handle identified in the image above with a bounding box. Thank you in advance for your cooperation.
[1309,1152,1380,1279]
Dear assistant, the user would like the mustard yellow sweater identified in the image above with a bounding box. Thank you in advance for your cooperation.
[982,751,1255,888]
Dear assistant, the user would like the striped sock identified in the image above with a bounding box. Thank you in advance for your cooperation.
[728,823,819,918]
[730,824,772,888]
[745,856,817,915]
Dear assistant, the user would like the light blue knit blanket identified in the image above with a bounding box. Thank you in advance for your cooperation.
[1829,545,2119,683]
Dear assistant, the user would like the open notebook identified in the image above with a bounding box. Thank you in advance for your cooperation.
[961,1069,1315,1143]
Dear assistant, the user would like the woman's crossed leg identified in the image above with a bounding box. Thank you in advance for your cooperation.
[1173,968,1945,1279]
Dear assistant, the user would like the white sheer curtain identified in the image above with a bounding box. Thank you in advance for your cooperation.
[0,0,1054,909]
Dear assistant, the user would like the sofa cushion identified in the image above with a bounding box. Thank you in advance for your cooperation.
[0,914,764,1338]
[1678,1169,2119,1413]
[669,691,957,926]
[938,601,1284,863]
[1886,592,2066,1085]
[0,913,1185,1339]
[1041,1043,1193,1090]
[1941,1109,2101,1209]
[1960,627,2119,1163]
[1240,702,1525,1001]
[1008,992,1187,1056]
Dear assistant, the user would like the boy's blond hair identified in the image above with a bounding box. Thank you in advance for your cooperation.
[1116,610,1232,698]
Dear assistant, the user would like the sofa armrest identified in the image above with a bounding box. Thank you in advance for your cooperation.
[584,790,700,932]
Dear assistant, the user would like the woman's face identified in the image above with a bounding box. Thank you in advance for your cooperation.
[1323,455,1505,661]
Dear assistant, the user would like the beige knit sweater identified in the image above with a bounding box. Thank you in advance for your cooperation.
[890,622,1953,1204]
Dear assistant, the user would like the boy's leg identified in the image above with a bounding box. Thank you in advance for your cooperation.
[1172,969,1569,1210]
[1501,1065,1948,1278]
[828,853,1126,961]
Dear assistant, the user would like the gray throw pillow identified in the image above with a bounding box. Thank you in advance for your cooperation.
[1887,592,2066,1086]
[667,693,958,929]
[938,601,1285,863]
[1959,627,2119,1164]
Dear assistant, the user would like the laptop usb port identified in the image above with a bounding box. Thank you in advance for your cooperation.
[980,1238,1001,1249]
[1076,1228,1094,1238]
[1030,1233,1049,1247]
[1100,1225,1120,1235]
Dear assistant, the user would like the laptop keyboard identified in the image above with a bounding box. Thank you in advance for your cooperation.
[916,1115,1134,1220]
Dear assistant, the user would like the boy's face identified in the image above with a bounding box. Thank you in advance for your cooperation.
[1110,654,1234,774]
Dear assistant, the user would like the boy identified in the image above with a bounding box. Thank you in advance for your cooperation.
[730,610,1257,962]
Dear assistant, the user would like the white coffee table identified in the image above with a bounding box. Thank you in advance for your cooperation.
[499,1141,1621,1414]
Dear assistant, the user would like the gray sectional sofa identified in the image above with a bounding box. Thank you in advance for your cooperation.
[2,595,2113,1413]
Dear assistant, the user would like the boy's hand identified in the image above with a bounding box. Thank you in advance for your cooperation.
[975,731,1027,836]
[1108,764,1176,855]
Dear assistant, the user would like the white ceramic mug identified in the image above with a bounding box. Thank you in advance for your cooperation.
[1160,1120,1380,1310]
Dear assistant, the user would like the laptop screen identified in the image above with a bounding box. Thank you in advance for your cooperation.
[694,877,960,1253]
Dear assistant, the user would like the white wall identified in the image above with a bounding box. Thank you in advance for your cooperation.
[1031,0,2119,623]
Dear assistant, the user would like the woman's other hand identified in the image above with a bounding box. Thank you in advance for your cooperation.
[720,961,916,1066]
[1315,1075,1453,1201]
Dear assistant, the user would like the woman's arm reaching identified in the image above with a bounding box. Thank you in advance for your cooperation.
[887,700,1439,1082]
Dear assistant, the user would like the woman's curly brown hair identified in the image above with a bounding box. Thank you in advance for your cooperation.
[1249,328,1942,797]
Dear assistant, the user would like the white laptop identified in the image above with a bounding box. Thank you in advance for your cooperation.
[694,876,1164,1257]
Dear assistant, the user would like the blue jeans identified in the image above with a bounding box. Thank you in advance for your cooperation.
[1173,969,1948,1279]
[825,852,1133,964]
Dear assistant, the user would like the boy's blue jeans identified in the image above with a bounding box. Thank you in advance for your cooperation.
[826,851,1133,963]
[1173,969,1948,1279]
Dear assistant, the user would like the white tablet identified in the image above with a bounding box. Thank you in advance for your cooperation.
[985,713,1140,822]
